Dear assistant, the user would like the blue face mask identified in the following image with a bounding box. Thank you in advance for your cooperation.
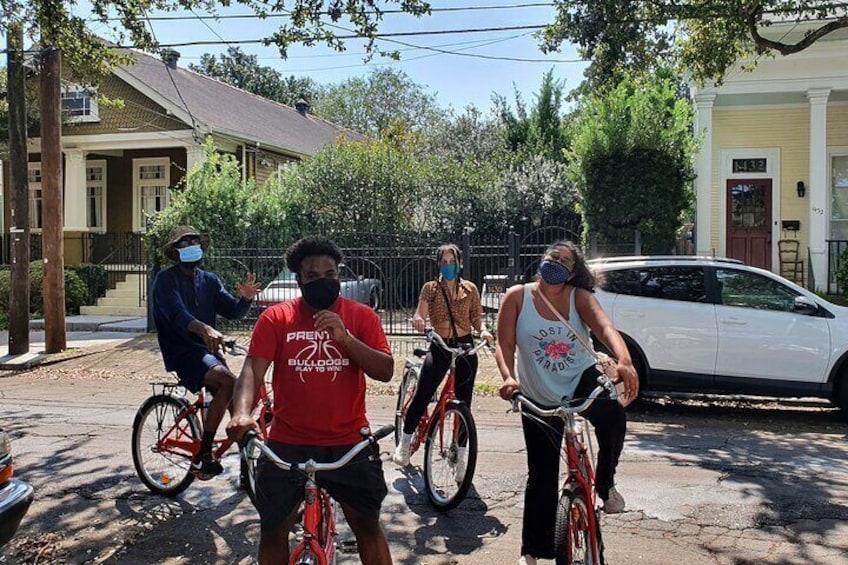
[440,264,459,281]
[177,244,203,263]
[539,260,571,285]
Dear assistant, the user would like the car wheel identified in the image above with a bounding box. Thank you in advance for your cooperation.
[369,287,380,311]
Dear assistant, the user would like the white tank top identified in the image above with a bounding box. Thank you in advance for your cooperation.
[515,283,596,406]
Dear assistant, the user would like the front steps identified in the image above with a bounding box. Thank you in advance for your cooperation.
[80,273,147,317]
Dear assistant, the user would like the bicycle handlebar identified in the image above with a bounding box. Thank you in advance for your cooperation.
[425,328,490,357]
[241,424,395,474]
[510,375,618,417]
[223,339,248,356]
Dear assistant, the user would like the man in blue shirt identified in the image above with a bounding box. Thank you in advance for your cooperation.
[152,225,259,479]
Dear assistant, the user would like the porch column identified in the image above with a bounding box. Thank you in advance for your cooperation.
[186,145,206,174]
[807,88,830,291]
[694,93,715,256]
[63,149,88,231]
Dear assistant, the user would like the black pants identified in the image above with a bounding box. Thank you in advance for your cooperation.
[520,366,627,559]
[402,334,478,435]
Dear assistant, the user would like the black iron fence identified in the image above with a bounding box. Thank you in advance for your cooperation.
[200,223,645,335]
[0,231,146,306]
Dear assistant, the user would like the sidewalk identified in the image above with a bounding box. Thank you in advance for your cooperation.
[0,315,146,370]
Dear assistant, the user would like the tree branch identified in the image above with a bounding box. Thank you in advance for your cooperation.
[747,7,848,55]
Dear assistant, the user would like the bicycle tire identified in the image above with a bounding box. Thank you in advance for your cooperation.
[132,394,200,496]
[554,487,604,565]
[423,401,477,511]
[394,365,419,446]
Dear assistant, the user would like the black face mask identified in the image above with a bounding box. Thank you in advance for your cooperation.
[301,278,341,310]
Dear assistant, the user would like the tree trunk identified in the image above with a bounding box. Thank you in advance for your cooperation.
[6,21,30,355]
[40,46,66,353]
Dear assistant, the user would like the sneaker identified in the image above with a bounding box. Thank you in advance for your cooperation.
[190,452,223,480]
[455,446,468,483]
[603,486,626,514]
[392,438,411,467]
[518,556,537,565]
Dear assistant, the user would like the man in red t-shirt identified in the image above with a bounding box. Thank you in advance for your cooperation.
[227,236,394,565]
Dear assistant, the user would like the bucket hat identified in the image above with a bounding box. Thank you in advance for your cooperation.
[162,225,211,261]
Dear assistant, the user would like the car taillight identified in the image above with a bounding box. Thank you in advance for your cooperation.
[0,464,12,483]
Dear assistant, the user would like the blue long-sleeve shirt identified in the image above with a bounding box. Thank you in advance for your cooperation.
[152,265,252,370]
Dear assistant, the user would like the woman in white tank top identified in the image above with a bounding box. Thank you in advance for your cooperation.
[494,241,639,565]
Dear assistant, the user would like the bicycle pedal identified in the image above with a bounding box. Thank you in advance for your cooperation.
[337,540,358,554]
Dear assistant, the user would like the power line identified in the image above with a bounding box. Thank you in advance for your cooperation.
[88,3,557,23]
[114,24,548,49]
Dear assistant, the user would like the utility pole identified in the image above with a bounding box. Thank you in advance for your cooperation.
[40,45,66,353]
[7,20,30,355]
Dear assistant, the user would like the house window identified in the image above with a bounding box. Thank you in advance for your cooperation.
[133,158,171,231]
[28,164,42,229]
[61,86,99,123]
[86,161,106,230]
[830,155,848,240]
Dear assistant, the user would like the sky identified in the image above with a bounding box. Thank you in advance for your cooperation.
[75,1,590,114]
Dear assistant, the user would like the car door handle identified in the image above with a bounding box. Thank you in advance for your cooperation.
[720,317,747,325]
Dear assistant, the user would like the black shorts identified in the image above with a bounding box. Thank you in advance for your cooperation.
[255,441,388,535]
[169,348,226,393]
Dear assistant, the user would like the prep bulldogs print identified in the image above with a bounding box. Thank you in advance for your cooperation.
[287,329,351,381]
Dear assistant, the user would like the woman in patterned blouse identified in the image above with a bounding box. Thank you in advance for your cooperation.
[392,243,494,468]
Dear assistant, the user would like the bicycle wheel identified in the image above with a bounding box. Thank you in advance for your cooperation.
[394,365,419,445]
[131,394,200,496]
[423,401,477,511]
[554,488,604,565]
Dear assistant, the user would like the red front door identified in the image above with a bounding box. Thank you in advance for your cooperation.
[726,179,772,270]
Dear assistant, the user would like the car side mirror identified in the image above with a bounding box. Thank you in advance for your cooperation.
[794,296,819,316]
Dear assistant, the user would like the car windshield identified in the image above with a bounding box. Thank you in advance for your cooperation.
[273,268,297,281]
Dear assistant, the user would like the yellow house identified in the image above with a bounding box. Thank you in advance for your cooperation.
[690,25,848,292]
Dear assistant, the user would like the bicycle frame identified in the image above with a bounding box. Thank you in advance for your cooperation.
[407,331,488,456]
[241,425,394,565]
[512,378,618,564]
[563,412,601,556]
[289,479,336,565]
[152,381,272,462]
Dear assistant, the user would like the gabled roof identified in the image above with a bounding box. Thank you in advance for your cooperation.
[114,49,354,158]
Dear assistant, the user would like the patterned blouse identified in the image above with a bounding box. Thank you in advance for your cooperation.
[419,279,483,336]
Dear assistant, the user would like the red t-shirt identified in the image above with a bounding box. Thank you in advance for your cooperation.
[249,297,391,445]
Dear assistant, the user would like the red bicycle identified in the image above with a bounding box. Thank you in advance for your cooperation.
[131,340,272,497]
[510,375,619,565]
[240,424,394,565]
[394,329,489,510]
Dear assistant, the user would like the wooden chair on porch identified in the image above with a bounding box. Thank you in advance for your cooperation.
[778,239,805,286]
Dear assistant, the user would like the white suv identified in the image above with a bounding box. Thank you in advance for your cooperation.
[590,256,848,417]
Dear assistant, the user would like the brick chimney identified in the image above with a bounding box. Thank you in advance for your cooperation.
[162,49,180,70]
[295,98,309,116]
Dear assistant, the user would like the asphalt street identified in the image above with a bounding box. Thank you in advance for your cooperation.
[1,338,847,564]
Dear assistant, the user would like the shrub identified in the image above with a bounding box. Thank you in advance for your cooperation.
[68,263,108,304]
[0,262,89,316]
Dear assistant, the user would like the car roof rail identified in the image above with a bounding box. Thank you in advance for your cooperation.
[588,255,743,265]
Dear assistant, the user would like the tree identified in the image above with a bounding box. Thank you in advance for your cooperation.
[569,72,696,253]
[416,105,512,167]
[539,1,848,86]
[189,47,320,107]
[311,68,446,137]
[492,70,573,163]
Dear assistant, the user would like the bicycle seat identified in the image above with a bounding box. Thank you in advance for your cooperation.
[413,348,428,358]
